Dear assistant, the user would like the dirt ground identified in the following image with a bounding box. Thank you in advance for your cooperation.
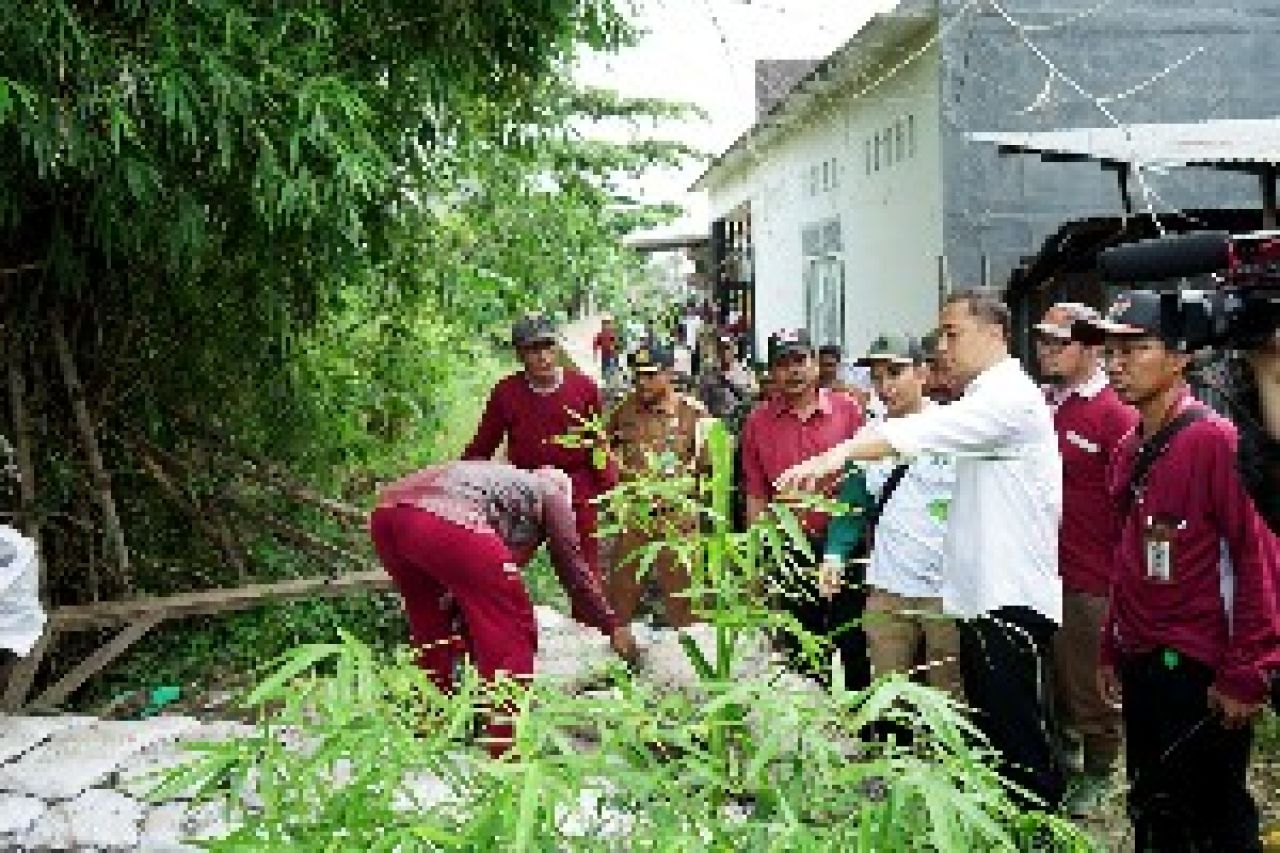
[1075,740,1280,851]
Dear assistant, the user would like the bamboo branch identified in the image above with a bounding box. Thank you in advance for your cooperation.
[133,442,250,582]
[51,311,132,589]
[0,261,46,277]
[176,417,368,526]
[221,495,372,572]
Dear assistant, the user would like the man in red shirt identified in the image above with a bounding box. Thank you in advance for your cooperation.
[740,328,866,687]
[591,315,619,382]
[463,314,619,622]
[1034,303,1138,811]
[1092,291,1280,851]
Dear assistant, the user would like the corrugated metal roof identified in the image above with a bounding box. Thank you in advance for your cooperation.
[968,119,1280,168]
[690,12,937,193]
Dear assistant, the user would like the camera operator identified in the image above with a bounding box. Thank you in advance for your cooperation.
[1088,291,1280,852]
[1097,230,1280,535]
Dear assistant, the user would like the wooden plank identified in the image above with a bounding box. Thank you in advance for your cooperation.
[1,630,53,712]
[28,614,163,710]
[48,570,394,632]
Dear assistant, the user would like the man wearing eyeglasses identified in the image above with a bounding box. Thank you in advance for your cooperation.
[463,314,619,622]
[1034,303,1138,815]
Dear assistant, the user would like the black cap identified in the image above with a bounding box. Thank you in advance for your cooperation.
[818,343,843,358]
[856,333,924,366]
[767,328,813,364]
[1091,291,1168,338]
[511,313,557,348]
[920,329,941,360]
[629,342,674,373]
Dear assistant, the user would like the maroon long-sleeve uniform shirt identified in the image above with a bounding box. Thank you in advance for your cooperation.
[1046,376,1139,595]
[462,370,618,506]
[1100,389,1280,704]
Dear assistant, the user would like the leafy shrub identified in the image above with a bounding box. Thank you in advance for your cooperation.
[154,424,1096,850]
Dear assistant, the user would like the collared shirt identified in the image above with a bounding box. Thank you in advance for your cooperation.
[607,391,707,479]
[741,388,864,537]
[462,369,619,505]
[1043,370,1138,595]
[863,407,957,599]
[376,461,618,634]
[1101,389,1280,704]
[876,357,1063,622]
[1043,368,1108,410]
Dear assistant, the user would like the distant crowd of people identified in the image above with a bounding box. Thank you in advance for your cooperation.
[369,291,1280,851]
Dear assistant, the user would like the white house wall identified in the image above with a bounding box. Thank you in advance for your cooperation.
[707,36,944,360]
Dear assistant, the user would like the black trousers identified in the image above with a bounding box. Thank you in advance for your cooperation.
[959,606,1064,811]
[1120,650,1260,853]
[779,539,871,692]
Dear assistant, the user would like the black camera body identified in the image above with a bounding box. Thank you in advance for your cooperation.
[1098,230,1280,351]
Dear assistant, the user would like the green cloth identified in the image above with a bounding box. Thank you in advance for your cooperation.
[822,463,872,562]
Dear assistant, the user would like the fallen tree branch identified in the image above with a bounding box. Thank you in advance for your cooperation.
[173,415,368,527]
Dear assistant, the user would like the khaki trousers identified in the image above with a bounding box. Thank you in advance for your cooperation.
[1052,589,1121,772]
[608,521,695,628]
[864,589,963,698]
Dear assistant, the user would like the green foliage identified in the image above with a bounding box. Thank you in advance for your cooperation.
[150,421,1097,850]
[0,1,699,625]
[153,636,1095,851]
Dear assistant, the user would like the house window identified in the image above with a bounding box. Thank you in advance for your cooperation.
[885,126,894,166]
[908,114,916,158]
[809,164,819,196]
[873,134,881,171]
[804,255,845,348]
[830,158,839,189]
[865,139,872,175]
[895,119,905,162]
[822,159,830,191]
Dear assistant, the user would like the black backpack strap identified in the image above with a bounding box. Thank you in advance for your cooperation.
[867,462,911,540]
[1123,406,1210,511]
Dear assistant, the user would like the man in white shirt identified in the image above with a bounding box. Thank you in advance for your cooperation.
[777,291,1065,810]
[853,334,960,696]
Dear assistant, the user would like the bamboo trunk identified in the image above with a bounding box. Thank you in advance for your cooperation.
[134,441,250,582]
[2,347,48,708]
[51,312,131,589]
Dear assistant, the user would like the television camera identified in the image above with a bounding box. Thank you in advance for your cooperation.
[1096,230,1280,352]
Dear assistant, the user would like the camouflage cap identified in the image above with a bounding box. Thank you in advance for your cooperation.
[511,313,558,348]
[767,328,814,364]
[1034,302,1102,340]
[856,333,924,366]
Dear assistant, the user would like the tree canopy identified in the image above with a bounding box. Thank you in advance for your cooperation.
[0,1,699,616]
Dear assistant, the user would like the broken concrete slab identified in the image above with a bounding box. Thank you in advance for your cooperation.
[0,714,95,767]
[0,792,45,836]
[0,716,200,800]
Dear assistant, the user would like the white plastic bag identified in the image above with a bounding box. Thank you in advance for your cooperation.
[0,525,45,656]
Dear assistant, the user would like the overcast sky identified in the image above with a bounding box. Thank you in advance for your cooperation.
[574,0,900,233]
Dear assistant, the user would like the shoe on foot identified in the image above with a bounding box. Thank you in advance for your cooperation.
[1062,771,1117,818]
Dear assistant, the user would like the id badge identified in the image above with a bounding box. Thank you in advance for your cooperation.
[1143,515,1179,583]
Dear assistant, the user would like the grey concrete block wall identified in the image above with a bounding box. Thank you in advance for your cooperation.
[934,0,1280,289]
